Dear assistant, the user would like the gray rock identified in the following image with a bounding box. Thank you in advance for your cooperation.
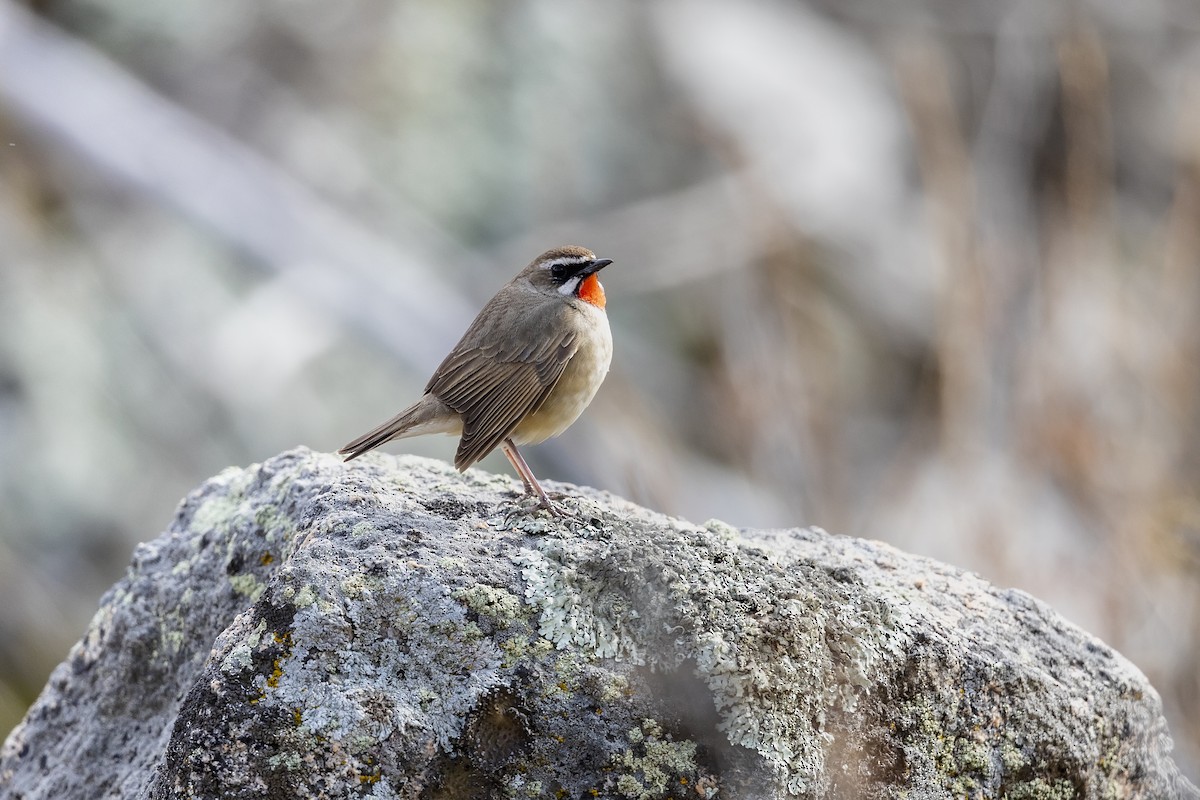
[1,447,1195,799]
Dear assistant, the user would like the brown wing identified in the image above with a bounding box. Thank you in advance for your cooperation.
[427,300,579,470]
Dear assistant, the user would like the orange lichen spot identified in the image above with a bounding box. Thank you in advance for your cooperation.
[266,660,283,688]
[292,708,303,726]
[259,552,274,566]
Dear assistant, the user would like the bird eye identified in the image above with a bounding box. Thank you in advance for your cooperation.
[550,263,567,281]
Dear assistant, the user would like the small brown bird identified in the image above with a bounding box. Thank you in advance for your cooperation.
[339,246,614,515]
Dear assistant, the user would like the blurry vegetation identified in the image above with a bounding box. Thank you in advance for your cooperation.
[1,0,1198,782]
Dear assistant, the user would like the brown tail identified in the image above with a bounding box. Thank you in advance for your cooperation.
[339,395,460,461]
[339,403,424,461]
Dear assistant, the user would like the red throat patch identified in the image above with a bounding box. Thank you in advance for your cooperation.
[578,273,606,308]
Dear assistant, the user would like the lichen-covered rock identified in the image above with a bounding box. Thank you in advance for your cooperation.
[1,447,1195,799]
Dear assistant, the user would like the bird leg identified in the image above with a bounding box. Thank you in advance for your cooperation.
[501,438,564,516]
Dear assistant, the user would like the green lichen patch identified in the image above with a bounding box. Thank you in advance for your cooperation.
[453,583,528,629]
[1002,777,1078,800]
[229,571,266,600]
[609,719,704,799]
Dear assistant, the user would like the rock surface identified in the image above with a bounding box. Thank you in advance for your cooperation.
[1,447,1195,799]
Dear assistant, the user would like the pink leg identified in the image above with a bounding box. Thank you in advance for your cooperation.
[501,438,562,516]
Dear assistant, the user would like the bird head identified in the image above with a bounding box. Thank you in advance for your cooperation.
[521,246,613,309]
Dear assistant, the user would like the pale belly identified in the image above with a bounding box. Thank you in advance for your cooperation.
[511,308,612,445]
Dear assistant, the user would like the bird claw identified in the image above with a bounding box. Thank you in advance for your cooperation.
[532,493,576,519]
[500,490,575,522]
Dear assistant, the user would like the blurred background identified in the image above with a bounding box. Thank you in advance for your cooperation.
[1,0,1197,782]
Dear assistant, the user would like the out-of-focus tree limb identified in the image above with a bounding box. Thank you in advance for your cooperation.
[0,0,476,371]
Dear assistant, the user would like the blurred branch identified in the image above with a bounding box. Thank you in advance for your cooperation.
[894,40,990,456]
[1057,19,1115,241]
[0,0,475,371]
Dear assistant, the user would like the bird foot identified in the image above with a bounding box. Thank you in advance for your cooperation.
[533,491,575,518]
[501,490,574,521]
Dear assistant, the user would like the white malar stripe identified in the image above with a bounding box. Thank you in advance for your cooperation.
[557,276,581,296]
